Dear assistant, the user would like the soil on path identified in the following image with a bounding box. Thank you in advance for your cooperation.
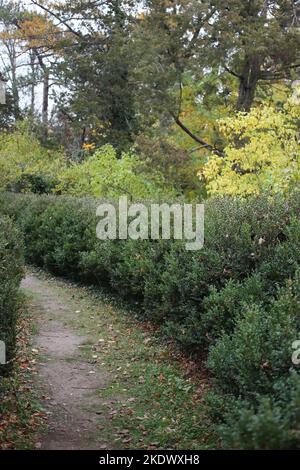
[21,274,110,450]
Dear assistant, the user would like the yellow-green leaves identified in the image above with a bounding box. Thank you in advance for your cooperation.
[55,145,175,200]
[202,93,300,196]
[0,123,65,192]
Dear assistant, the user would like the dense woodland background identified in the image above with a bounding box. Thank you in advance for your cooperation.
[0,0,299,199]
[1,0,300,451]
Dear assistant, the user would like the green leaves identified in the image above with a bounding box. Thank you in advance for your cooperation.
[0,216,24,375]
[55,145,176,200]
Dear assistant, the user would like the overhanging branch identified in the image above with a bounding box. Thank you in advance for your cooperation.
[224,66,243,79]
[172,114,224,157]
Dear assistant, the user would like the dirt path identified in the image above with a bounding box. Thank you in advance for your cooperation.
[21,274,110,450]
[19,270,216,451]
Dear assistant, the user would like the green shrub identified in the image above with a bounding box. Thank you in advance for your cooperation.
[19,196,54,266]
[207,276,300,398]
[35,198,95,277]
[0,216,24,375]
[1,191,300,448]
[165,273,269,351]
[19,173,57,194]
[0,191,300,343]
[220,373,300,449]
[201,274,269,343]
[0,192,30,221]
[259,217,300,287]
[18,196,96,277]
[78,240,115,286]
[145,194,300,349]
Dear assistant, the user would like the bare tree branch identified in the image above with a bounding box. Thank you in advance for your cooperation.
[224,66,243,79]
[172,114,224,157]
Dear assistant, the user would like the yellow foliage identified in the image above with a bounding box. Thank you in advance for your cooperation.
[82,143,96,152]
[201,91,300,196]
[2,14,66,51]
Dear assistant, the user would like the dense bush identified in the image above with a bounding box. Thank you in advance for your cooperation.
[0,123,65,193]
[219,373,300,449]
[208,277,300,396]
[1,191,300,340]
[0,216,24,375]
[1,190,300,447]
[10,173,57,194]
[188,273,270,348]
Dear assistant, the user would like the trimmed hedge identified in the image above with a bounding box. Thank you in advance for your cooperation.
[0,216,24,375]
[1,191,300,448]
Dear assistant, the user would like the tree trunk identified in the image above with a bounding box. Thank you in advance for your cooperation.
[4,40,20,118]
[236,56,261,112]
[42,69,49,142]
[11,59,20,118]
[30,51,36,115]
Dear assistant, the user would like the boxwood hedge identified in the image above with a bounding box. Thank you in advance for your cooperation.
[0,215,24,376]
[1,190,300,448]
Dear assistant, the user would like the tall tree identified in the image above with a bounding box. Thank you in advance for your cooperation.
[0,0,23,118]
[130,0,226,154]
[12,12,63,141]
[30,0,300,155]
[33,0,140,152]
[207,0,300,111]
[129,0,299,155]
